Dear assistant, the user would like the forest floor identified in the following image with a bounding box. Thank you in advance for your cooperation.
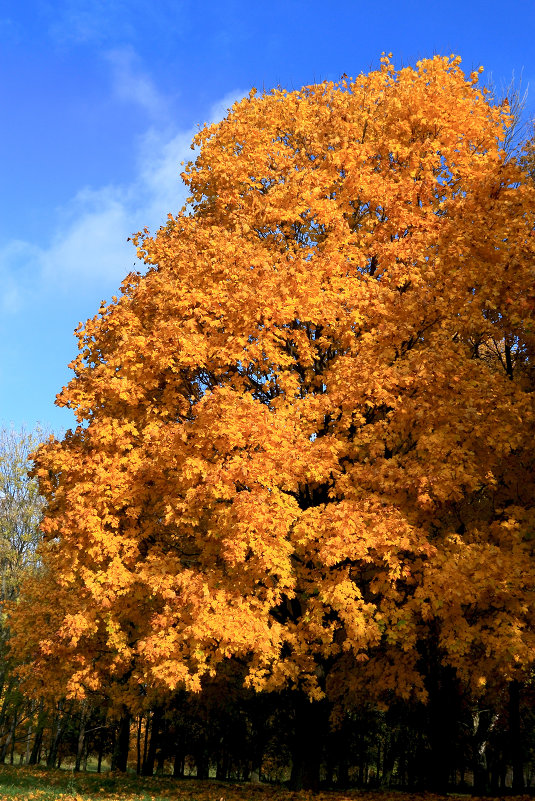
[0,764,366,800]
[0,765,529,801]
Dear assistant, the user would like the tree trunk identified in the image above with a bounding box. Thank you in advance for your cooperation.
[216,749,229,780]
[0,729,12,763]
[142,707,163,776]
[24,720,32,765]
[9,708,17,764]
[75,701,89,772]
[173,749,185,778]
[289,693,327,791]
[426,662,458,793]
[472,708,492,795]
[337,758,349,790]
[111,708,131,773]
[509,679,524,792]
[382,740,395,787]
[136,715,143,775]
[195,747,209,780]
[142,714,150,771]
[29,703,46,765]
[47,706,64,768]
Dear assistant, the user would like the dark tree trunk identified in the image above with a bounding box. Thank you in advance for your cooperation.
[30,731,43,766]
[289,693,328,791]
[323,750,334,788]
[326,719,349,789]
[173,749,185,778]
[24,716,33,765]
[111,708,131,772]
[195,748,209,780]
[9,706,19,765]
[337,758,349,790]
[216,750,229,780]
[136,715,142,775]
[142,714,150,771]
[75,701,89,772]
[142,707,163,776]
[29,702,46,766]
[0,730,11,763]
[472,708,492,795]
[509,679,524,792]
[9,708,18,765]
[47,706,64,769]
[426,661,458,793]
[382,739,395,787]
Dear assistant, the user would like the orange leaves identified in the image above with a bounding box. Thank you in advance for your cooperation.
[8,55,535,709]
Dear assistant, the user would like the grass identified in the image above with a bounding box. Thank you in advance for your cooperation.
[0,765,532,801]
[0,763,363,801]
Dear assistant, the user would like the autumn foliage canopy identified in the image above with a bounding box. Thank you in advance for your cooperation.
[10,56,535,711]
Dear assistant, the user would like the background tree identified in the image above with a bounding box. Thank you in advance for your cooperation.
[0,426,47,765]
[0,427,45,601]
[520,124,535,183]
[8,55,535,789]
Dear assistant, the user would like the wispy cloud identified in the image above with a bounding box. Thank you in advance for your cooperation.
[48,0,137,46]
[0,240,42,313]
[47,0,182,48]
[41,186,135,283]
[1,72,245,308]
[105,46,169,120]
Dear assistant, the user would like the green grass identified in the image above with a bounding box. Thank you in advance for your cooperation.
[0,764,213,800]
[0,765,529,801]
[0,763,337,800]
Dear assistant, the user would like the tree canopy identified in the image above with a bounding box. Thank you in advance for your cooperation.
[9,56,535,718]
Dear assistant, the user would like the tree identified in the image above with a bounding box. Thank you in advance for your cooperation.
[0,427,45,602]
[0,426,46,766]
[520,124,535,183]
[9,55,535,788]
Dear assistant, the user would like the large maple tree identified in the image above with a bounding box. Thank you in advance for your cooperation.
[10,56,535,714]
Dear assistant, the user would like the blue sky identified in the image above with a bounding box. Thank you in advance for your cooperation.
[1,0,534,435]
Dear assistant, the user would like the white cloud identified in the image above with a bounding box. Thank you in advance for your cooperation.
[135,129,194,226]
[137,88,246,221]
[1,83,246,310]
[105,47,169,120]
[48,0,138,46]
[46,0,180,48]
[0,240,42,313]
[208,90,246,127]
[41,187,135,283]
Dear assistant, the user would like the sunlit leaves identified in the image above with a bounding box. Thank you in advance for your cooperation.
[8,56,535,709]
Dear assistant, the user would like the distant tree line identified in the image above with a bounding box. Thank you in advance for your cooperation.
[0,671,534,793]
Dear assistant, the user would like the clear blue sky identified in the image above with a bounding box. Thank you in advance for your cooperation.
[2,0,534,435]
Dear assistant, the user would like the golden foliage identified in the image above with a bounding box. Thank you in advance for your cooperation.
[9,56,535,706]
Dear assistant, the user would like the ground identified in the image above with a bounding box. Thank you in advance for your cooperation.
[0,765,530,801]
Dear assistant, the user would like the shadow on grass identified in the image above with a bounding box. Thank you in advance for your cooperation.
[0,764,493,801]
[0,764,301,800]
[0,764,169,800]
